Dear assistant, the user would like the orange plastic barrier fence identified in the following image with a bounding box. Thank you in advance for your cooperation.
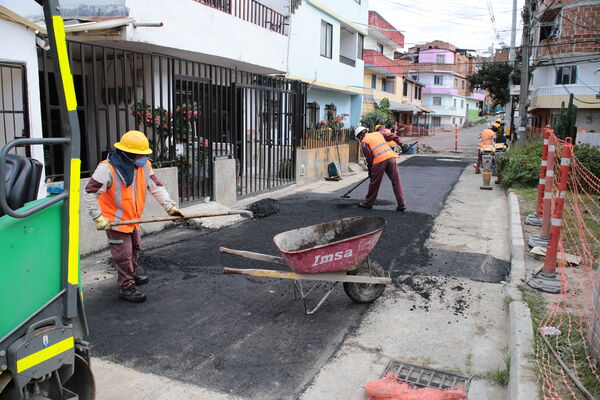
[364,373,467,400]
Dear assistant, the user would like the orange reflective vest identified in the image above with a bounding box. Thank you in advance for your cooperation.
[363,132,399,165]
[478,129,495,148]
[98,160,150,233]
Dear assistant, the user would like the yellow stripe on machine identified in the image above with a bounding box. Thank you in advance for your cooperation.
[51,16,77,111]
[16,337,74,373]
[68,158,81,284]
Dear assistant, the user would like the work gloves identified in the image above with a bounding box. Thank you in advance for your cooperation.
[93,215,111,231]
[168,205,186,218]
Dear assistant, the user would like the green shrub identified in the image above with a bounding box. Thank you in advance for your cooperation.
[497,140,543,189]
[574,144,600,178]
[360,98,393,130]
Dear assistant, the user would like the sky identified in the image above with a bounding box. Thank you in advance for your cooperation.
[368,0,525,56]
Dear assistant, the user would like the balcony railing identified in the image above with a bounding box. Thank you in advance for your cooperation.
[194,0,288,35]
[339,55,355,67]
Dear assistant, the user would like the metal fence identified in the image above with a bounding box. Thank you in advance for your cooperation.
[193,0,288,34]
[38,40,306,203]
[298,127,354,149]
[0,63,29,157]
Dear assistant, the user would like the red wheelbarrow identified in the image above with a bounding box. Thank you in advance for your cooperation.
[221,216,391,314]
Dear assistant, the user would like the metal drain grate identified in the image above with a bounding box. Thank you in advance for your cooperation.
[382,360,470,391]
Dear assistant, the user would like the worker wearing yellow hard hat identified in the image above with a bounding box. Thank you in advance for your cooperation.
[84,130,184,303]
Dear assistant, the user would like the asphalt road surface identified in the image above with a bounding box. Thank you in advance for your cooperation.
[83,156,509,399]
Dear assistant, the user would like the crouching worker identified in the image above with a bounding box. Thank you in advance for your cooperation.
[474,125,496,174]
[355,126,407,212]
[85,130,185,303]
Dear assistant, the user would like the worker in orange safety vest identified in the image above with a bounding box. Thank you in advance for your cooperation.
[355,126,408,212]
[84,131,185,303]
[474,125,497,174]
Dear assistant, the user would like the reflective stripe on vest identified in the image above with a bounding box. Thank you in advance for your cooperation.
[98,160,150,233]
[363,132,399,164]
[478,129,495,147]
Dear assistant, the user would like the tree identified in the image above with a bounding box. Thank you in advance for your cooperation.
[467,62,516,106]
[360,98,393,130]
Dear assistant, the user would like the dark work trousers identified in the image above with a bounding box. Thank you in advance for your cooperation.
[365,158,405,206]
[106,228,142,291]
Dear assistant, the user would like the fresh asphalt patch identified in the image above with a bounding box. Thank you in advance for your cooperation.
[83,156,508,399]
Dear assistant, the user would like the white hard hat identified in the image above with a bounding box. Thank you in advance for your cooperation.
[354,126,367,137]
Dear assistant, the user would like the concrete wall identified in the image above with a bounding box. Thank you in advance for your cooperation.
[418,49,455,64]
[78,166,178,255]
[0,19,46,197]
[213,158,237,206]
[308,88,353,125]
[296,144,349,185]
[123,0,289,73]
[576,109,600,133]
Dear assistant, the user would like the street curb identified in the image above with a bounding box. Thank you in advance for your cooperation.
[506,191,540,400]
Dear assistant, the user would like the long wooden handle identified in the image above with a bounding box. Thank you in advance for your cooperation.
[219,247,286,265]
[110,210,253,226]
[223,267,251,275]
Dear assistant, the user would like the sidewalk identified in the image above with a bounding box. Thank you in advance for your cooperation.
[300,155,510,400]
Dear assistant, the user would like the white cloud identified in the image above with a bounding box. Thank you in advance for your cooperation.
[368,0,524,56]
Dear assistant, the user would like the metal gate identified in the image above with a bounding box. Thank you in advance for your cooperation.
[38,40,306,203]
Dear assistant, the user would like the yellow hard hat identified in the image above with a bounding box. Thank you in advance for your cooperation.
[114,130,152,155]
[496,118,502,123]
[375,124,383,131]
[492,123,500,128]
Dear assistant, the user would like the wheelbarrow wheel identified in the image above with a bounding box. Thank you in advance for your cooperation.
[343,261,386,303]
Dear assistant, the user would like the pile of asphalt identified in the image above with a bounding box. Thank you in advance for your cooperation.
[247,198,279,218]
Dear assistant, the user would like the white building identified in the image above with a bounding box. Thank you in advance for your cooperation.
[287,0,368,129]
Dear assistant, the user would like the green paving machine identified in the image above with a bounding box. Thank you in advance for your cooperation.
[0,1,95,398]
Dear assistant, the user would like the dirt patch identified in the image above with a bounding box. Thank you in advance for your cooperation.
[397,275,472,316]
[248,198,280,218]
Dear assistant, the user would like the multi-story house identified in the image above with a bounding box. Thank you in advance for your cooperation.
[402,40,484,130]
[0,0,309,254]
[361,11,430,130]
[0,0,307,211]
[528,0,600,133]
[287,0,367,130]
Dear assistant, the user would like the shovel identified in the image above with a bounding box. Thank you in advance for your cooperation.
[109,209,253,227]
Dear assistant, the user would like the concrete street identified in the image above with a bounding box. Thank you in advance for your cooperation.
[81,123,511,399]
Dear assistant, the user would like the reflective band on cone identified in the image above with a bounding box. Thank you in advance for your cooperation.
[551,218,562,227]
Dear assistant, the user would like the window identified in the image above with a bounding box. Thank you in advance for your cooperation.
[320,20,333,58]
[381,78,387,92]
[357,33,364,60]
[452,117,455,124]
[325,103,337,124]
[433,96,442,106]
[556,65,577,84]
[454,78,458,88]
[436,54,445,63]
[432,116,441,127]
[403,81,408,96]
[0,63,29,153]
[377,42,384,54]
[306,102,320,129]
[412,75,418,81]
[434,75,443,85]
[457,59,461,66]
[453,99,457,108]
[371,74,376,89]
[460,99,464,108]
[461,80,465,89]
[416,86,422,100]
[539,8,561,41]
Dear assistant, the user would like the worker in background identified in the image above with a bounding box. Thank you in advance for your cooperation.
[85,131,185,303]
[494,119,506,144]
[355,126,408,212]
[474,124,496,174]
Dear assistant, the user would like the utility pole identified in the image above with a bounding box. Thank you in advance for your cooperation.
[517,0,534,145]
[505,0,518,140]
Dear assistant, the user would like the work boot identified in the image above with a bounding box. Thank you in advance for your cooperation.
[134,265,149,285]
[119,288,147,303]
[396,205,406,212]
[358,202,373,209]
[134,275,149,285]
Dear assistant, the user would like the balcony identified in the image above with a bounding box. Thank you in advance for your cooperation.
[530,85,600,110]
[340,55,355,67]
[193,0,288,35]
[423,87,458,95]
